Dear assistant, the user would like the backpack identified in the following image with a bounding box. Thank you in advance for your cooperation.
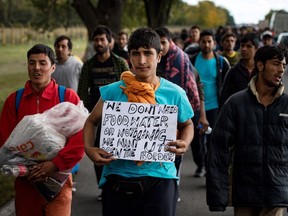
[15,85,66,112]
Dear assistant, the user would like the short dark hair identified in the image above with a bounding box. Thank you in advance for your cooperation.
[117,31,128,38]
[92,25,112,43]
[221,33,236,42]
[128,27,161,54]
[254,45,285,72]
[200,30,215,41]
[241,32,260,48]
[154,27,171,40]
[27,44,55,65]
[54,35,73,50]
[190,25,201,31]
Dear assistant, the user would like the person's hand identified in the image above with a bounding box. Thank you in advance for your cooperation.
[166,140,189,155]
[28,161,57,183]
[198,117,209,135]
[85,146,116,166]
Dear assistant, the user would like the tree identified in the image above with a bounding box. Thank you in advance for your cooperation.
[122,0,147,30]
[71,0,126,40]
[143,0,174,28]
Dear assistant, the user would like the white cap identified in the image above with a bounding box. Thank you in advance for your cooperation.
[262,30,273,38]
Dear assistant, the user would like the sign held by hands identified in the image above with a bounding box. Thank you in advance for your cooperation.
[100,101,178,162]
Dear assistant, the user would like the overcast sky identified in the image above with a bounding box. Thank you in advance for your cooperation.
[182,0,287,24]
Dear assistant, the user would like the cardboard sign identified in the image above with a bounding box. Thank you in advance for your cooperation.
[100,101,178,162]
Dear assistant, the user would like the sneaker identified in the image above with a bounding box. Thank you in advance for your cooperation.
[177,196,181,202]
[72,182,77,192]
[97,194,102,201]
[193,167,206,178]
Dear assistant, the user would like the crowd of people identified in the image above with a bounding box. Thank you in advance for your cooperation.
[0,23,287,216]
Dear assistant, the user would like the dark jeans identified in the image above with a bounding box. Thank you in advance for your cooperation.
[191,110,206,169]
[102,175,178,216]
[191,108,218,169]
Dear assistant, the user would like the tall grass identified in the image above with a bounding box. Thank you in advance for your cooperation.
[0,40,87,207]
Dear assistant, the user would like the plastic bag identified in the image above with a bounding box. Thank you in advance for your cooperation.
[0,101,88,165]
[0,101,88,201]
[44,100,89,137]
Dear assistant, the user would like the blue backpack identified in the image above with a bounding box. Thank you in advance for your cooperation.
[15,85,66,112]
[15,85,80,174]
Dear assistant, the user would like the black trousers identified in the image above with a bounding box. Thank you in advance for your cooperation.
[102,175,178,216]
[190,110,206,169]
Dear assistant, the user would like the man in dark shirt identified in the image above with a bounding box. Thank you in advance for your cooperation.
[77,25,129,200]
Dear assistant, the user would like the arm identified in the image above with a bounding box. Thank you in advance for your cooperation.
[194,69,209,132]
[198,100,209,133]
[83,98,116,166]
[166,119,194,155]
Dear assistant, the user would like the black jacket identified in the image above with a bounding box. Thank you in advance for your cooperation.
[206,77,288,211]
[220,60,257,107]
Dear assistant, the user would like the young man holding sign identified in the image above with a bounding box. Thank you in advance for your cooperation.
[83,27,194,216]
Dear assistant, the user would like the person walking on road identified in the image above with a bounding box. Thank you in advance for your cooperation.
[219,33,240,67]
[77,25,129,201]
[207,45,287,216]
[52,35,84,192]
[220,32,260,107]
[52,35,83,92]
[83,27,194,216]
[190,30,230,177]
[0,44,85,216]
[155,27,208,197]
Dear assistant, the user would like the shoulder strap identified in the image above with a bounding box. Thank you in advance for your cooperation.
[15,86,66,114]
[219,56,224,69]
[15,88,24,113]
[58,85,66,103]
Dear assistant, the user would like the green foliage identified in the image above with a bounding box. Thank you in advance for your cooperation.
[0,0,83,31]
[0,0,34,27]
[121,0,147,31]
[169,0,234,28]
[29,0,83,32]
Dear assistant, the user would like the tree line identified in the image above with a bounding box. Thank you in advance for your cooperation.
[1,0,284,46]
[0,0,235,35]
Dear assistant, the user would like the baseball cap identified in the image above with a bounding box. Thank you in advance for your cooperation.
[262,30,273,38]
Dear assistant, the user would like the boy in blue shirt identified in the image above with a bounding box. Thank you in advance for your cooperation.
[83,27,194,216]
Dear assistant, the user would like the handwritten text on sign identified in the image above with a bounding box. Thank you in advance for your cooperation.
[100,101,178,162]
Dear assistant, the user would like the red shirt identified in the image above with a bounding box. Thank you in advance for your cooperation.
[0,79,84,171]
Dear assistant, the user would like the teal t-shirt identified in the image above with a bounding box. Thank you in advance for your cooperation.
[195,53,219,110]
[98,78,193,187]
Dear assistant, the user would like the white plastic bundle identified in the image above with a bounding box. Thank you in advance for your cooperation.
[0,101,89,166]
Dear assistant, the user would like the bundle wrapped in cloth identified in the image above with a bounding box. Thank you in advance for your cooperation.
[0,101,89,201]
